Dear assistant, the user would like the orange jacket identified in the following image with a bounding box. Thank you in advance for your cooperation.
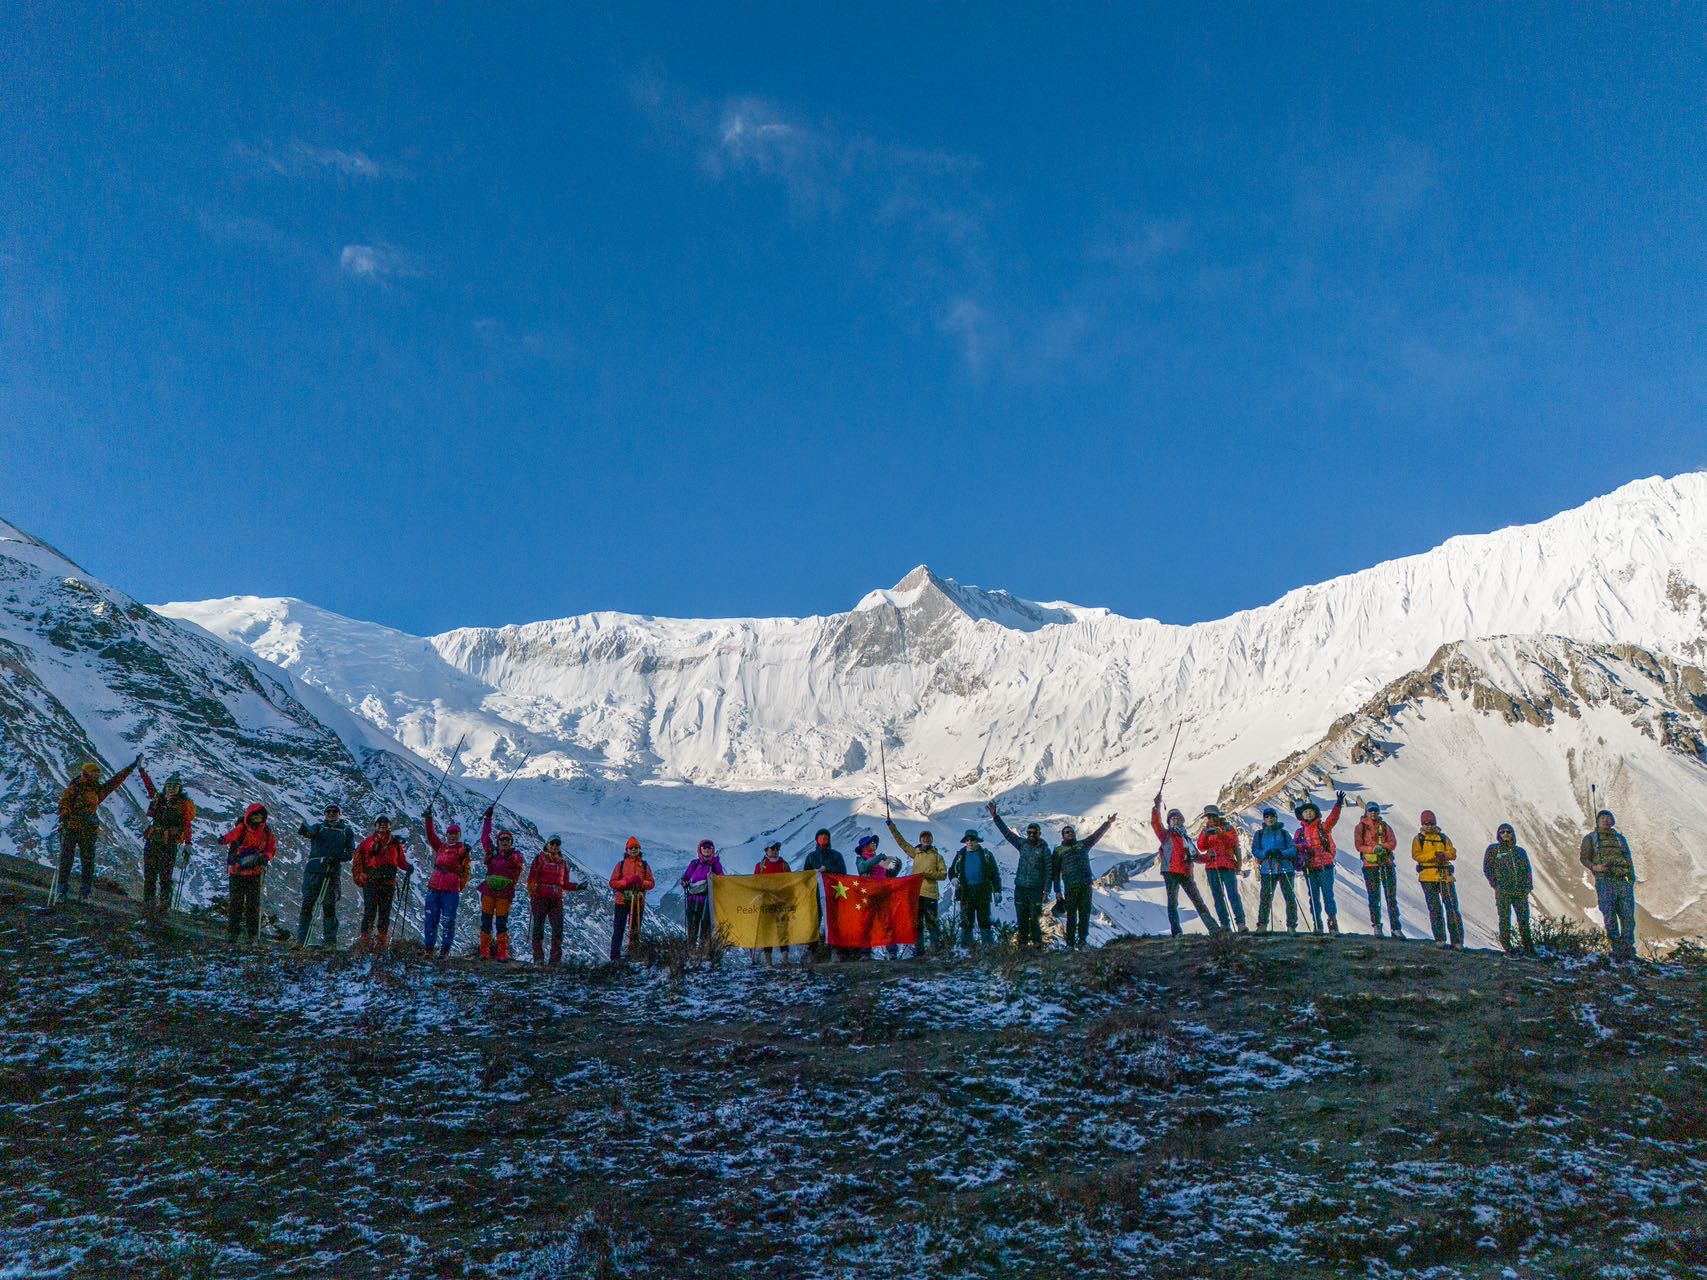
[1353,817,1397,866]
[58,762,136,836]
[609,853,655,904]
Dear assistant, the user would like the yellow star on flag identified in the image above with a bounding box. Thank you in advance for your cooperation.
[831,881,850,899]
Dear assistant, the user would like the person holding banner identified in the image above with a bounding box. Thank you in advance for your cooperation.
[754,841,794,963]
[801,829,851,961]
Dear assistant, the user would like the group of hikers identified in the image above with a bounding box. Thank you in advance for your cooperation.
[47,759,1644,964]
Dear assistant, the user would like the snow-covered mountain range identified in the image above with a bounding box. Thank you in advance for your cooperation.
[0,521,644,959]
[152,472,1707,944]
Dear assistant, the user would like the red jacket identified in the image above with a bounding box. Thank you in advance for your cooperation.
[1196,822,1240,872]
[354,832,408,886]
[1151,804,1196,876]
[755,854,790,875]
[527,850,584,903]
[1294,799,1344,871]
[1353,817,1397,867]
[221,804,276,878]
[423,814,472,893]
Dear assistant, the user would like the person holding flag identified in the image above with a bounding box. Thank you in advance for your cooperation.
[801,828,851,961]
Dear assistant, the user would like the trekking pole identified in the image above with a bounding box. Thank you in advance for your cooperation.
[880,739,891,820]
[1158,721,1183,795]
[426,734,468,811]
[489,751,531,812]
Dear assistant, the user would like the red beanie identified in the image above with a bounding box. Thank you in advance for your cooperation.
[1420,810,1436,826]
[625,837,641,851]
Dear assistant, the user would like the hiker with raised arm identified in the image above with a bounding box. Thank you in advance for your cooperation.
[988,803,1053,951]
[1353,802,1403,939]
[1052,813,1117,949]
[1293,793,1345,936]
[478,808,525,962]
[608,838,655,961]
[295,802,354,948]
[948,829,1001,951]
[53,756,139,907]
[527,836,586,966]
[1484,823,1536,957]
[1411,810,1464,950]
[420,808,473,959]
[1251,808,1300,933]
[1196,805,1247,934]
[220,803,276,944]
[1580,809,1638,962]
[138,767,195,918]
[884,819,947,958]
[1152,794,1221,938]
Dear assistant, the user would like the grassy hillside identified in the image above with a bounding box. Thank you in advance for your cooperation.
[0,891,1702,1279]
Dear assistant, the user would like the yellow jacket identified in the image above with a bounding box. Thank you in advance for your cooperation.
[1411,829,1457,883]
[885,820,947,900]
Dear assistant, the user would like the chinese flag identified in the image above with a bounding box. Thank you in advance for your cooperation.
[822,873,921,948]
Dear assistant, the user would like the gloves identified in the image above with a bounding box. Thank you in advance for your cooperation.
[484,806,494,820]
[1335,791,1346,806]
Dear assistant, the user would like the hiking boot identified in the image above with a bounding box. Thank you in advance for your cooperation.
[1327,916,1340,935]
[1236,923,1249,934]
[1436,940,1452,950]
[1373,924,1385,938]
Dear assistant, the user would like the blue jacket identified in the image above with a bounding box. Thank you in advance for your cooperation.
[297,819,356,873]
[1250,825,1297,878]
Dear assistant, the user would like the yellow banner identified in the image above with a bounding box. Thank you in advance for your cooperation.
[709,871,821,948]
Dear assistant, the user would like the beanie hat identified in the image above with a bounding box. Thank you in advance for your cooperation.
[1295,800,1320,820]
[1420,810,1436,826]
[1261,808,1278,820]
[1364,801,1381,814]
[698,839,716,853]
[917,830,932,841]
[1025,822,1041,834]
[815,828,832,841]
[446,822,461,835]
[81,761,100,776]
[625,837,641,851]
[166,773,183,788]
[1596,809,1615,824]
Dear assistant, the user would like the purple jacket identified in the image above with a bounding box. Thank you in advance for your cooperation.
[680,855,725,897]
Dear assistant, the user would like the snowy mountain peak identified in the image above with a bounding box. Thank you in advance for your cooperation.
[857,565,1075,632]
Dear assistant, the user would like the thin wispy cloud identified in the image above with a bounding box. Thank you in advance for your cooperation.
[633,69,994,372]
[235,139,396,181]
[339,242,423,284]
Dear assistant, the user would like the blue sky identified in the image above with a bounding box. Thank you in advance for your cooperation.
[3,3,1702,634]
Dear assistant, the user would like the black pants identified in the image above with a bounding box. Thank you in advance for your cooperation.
[914,898,941,957]
[143,838,179,909]
[611,900,643,960]
[1063,883,1093,946]
[360,876,397,938]
[684,895,712,950]
[297,863,341,945]
[532,898,564,965]
[1257,875,1299,931]
[1362,863,1401,933]
[1494,888,1533,953]
[228,875,262,941]
[1423,880,1464,947]
[958,881,994,947]
[57,829,97,901]
[1164,871,1218,936]
[1014,887,1044,948]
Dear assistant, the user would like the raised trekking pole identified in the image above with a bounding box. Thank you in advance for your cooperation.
[488,750,531,813]
[426,733,468,812]
[880,738,892,820]
[1158,721,1183,796]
